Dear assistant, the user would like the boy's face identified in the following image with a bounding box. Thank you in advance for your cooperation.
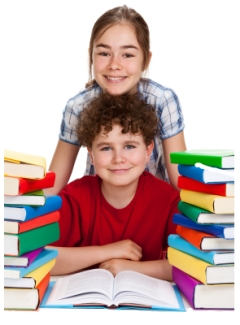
[88,124,153,188]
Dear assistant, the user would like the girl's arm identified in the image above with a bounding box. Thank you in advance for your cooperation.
[44,140,80,195]
[162,131,187,191]
[99,259,173,281]
[48,239,142,275]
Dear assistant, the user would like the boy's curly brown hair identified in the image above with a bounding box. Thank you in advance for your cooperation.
[76,92,159,148]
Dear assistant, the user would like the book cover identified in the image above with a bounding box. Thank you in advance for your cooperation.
[178,164,234,184]
[173,213,234,239]
[4,210,60,234]
[168,234,234,265]
[180,189,234,214]
[4,248,58,279]
[4,189,46,206]
[177,201,234,224]
[4,195,62,221]
[4,258,56,288]
[4,222,60,256]
[4,272,50,310]
[4,247,44,267]
[176,225,234,251]
[177,175,234,197]
[172,267,234,309]
[170,149,234,168]
[4,171,55,196]
[167,247,234,284]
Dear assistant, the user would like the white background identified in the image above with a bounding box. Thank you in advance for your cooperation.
[1,0,239,323]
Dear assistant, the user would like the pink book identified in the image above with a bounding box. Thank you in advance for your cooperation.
[4,247,44,267]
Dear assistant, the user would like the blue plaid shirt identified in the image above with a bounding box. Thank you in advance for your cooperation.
[59,78,185,182]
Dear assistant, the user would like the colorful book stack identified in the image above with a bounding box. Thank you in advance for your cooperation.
[4,149,62,310]
[168,149,234,310]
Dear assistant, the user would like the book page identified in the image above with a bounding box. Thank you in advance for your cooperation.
[113,271,179,308]
[47,269,114,305]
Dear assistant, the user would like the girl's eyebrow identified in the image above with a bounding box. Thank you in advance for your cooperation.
[96,43,139,50]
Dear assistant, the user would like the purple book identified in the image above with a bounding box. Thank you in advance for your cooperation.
[172,266,234,310]
[4,247,44,267]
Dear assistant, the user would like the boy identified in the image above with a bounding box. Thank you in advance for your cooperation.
[49,92,179,281]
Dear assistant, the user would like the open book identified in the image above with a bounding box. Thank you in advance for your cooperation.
[40,269,185,311]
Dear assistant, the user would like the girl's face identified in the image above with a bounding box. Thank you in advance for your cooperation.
[92,24,146,95]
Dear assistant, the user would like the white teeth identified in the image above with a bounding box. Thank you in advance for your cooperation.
[107,76,124,80]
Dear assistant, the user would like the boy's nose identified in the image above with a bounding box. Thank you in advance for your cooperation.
[112,150,126,164]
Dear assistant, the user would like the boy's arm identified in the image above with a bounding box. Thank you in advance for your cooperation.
[99,259,173,281]
[48,239,142,275]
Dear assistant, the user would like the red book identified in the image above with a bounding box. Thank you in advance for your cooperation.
[4,211,60,234]
[177,176,234,197]
[4,171,56,196]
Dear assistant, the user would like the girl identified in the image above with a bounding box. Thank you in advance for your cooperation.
[46,5,186,194]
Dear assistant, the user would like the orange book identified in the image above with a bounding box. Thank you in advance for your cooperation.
[37,272,51,306]
[176,225,234,251]
[4,211,60,234]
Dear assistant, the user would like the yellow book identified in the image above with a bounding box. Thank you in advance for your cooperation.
[167,247,234,284]
[4,149,46,179]
[4,259,55,288]
[180,189,234,214]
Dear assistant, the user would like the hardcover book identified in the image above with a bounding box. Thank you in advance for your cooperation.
[4,149,46,179]
[4,247,43,267]
[4,189,46,206]
[168,234,234,265]
[177,201,234,224]
[170,149,234,168]
[40,269,185,311]
[167,247,234,284]
[4,171,55,196]
[172,267,234,309]
[4,195,62,221]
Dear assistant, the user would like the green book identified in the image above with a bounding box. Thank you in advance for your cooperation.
[177,201,234,224]
[170,149,234,168]
[4,222,60,256]
[4,189,46,206]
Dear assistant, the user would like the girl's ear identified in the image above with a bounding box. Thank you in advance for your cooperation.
[146,141,154,161]
[87,147,94,165]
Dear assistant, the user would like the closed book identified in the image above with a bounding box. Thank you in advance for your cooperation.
[178,201,234,224]
[176,225,234,251]
[4,195,62,221]
[167,247,234,284]
[168,234,234,265]
[4,248,58,279]
[180,189,234,214]
[4,189,46,206]
[4,247,43,267]
[4,272,50,310]
[177,176,234,197]
[173,213,234,239]
[4,222,60,256]
[4,171,55,196]
[170,149,234,168]
[172,267,234,309]
[178,164,234,184]
[4,258,56,288]
[4,149,46,179]
[4,210,60,234]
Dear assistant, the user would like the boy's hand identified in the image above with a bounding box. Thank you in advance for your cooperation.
[103,239,142,261]
[99,258,135,276]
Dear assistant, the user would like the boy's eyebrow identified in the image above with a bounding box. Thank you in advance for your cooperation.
[96,140,141,148]
[96,43,139,50]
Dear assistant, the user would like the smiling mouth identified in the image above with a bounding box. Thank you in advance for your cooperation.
[105,76,127,82]
[109,168,131,173]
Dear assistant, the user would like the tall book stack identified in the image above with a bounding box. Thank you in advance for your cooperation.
[4,149,62,310]
[168,149,234,310]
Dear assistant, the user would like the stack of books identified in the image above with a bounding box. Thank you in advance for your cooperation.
[4,149,62,310]
[168,149,234,310]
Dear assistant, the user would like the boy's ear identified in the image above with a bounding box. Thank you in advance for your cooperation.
[146,141,154,161]
[87,147,94,165]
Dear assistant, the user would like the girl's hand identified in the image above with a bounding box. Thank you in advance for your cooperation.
[102,239,142,262]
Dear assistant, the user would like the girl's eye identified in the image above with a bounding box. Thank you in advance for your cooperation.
[99,52,109,56]
[123,53,134,58]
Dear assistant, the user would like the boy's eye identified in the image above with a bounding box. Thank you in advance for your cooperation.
[100,146,111,151]
[125,145,135,149]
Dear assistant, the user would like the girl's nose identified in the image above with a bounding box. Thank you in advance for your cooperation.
[108,55,122,70]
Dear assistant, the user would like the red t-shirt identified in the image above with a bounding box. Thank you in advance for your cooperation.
[51,172,179,261]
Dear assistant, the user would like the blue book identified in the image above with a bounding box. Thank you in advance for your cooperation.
[178,164,234,184]
[40,269,185,311]
[4,195,62,221]
[168,234,234,265]
[4,248,58,279]
[173,213,234,239]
